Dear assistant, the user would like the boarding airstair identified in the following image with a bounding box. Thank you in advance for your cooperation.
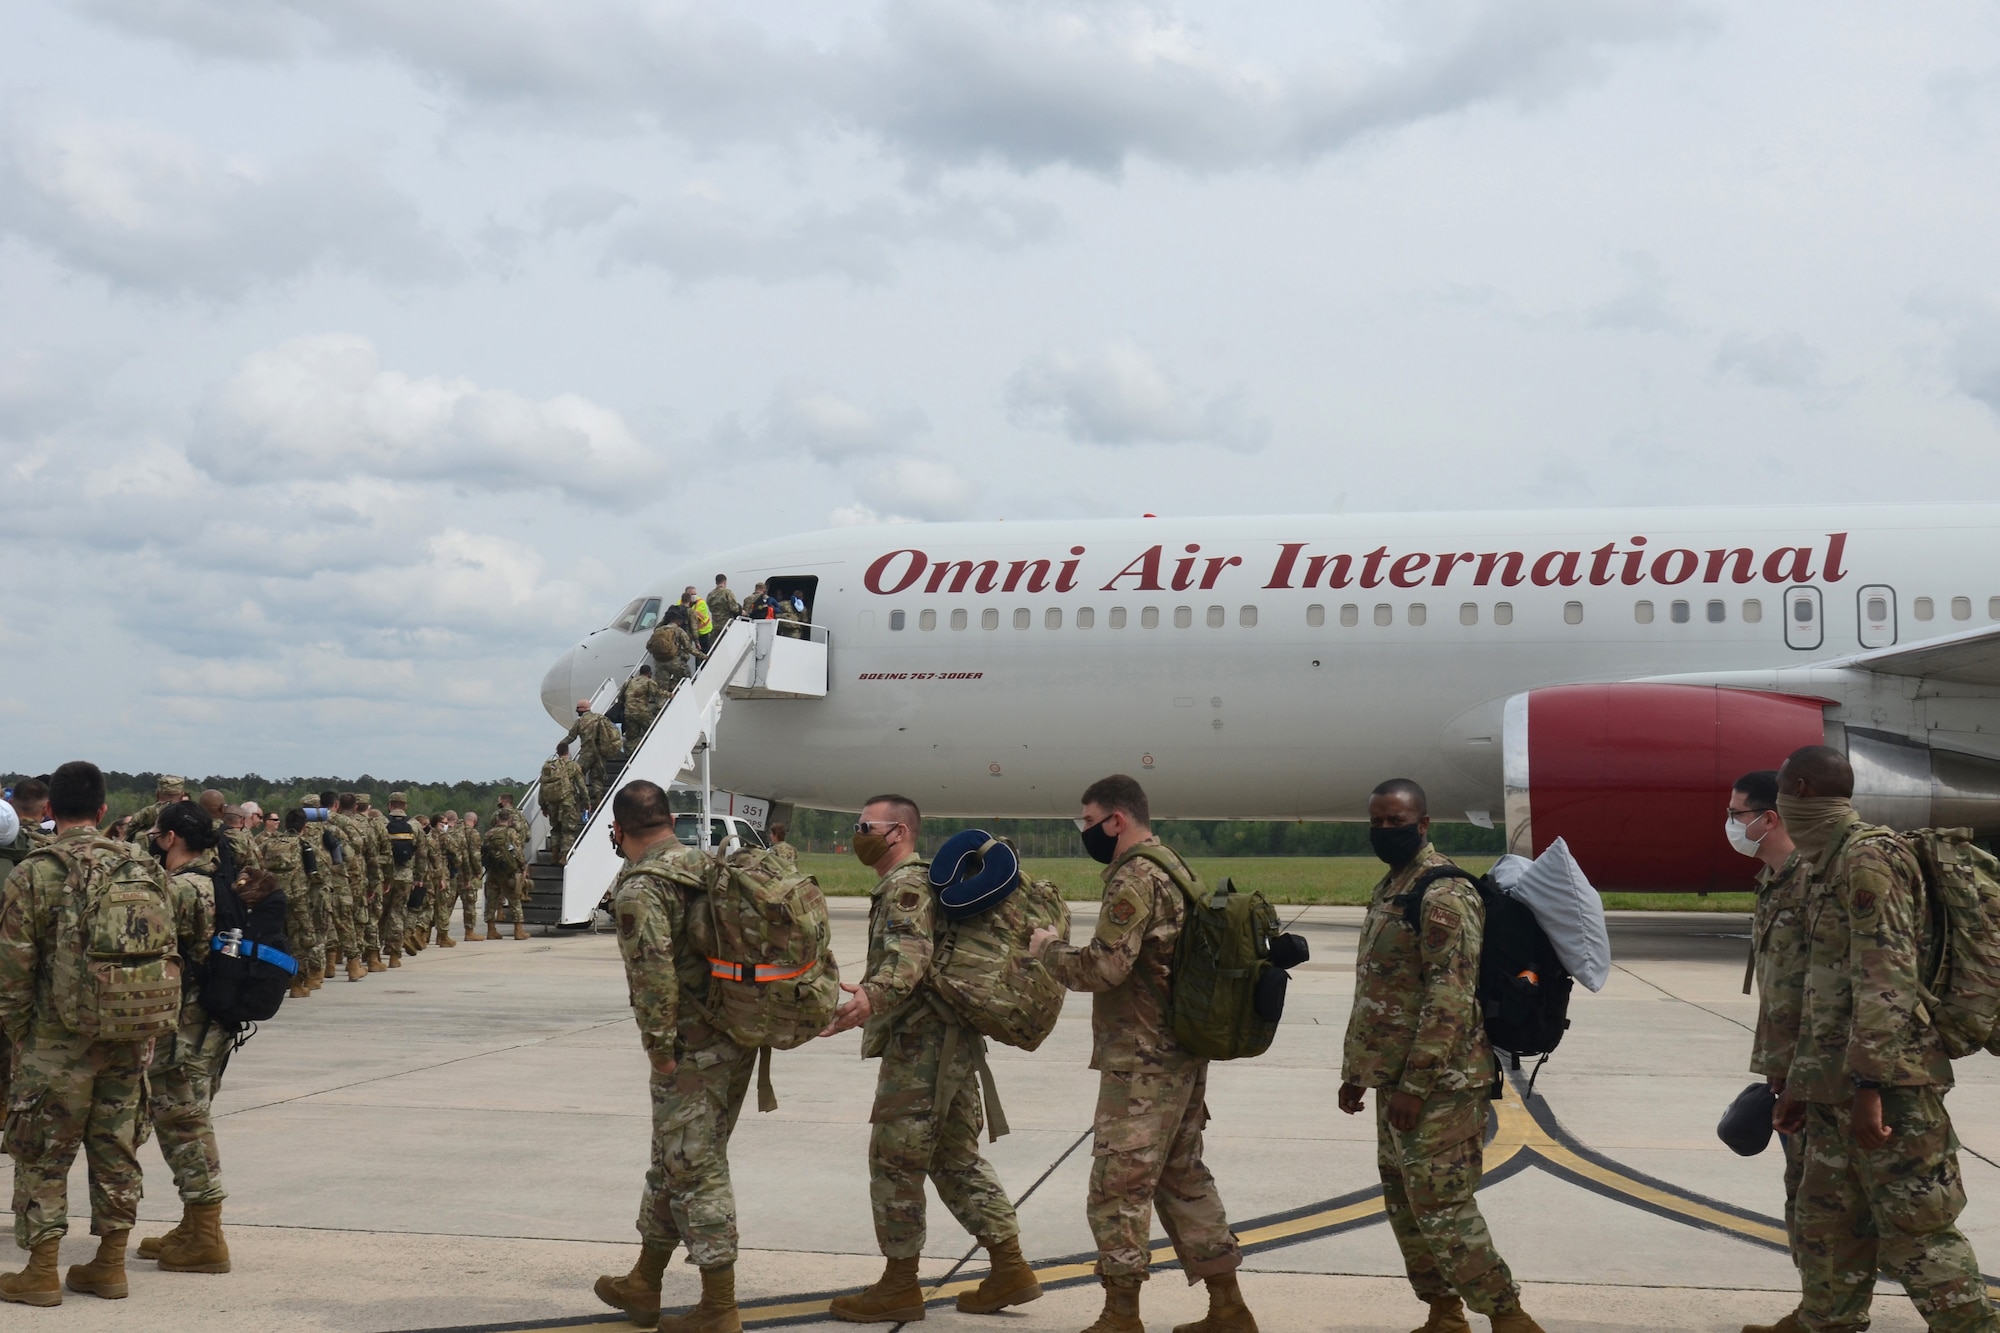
[521,618,829,928]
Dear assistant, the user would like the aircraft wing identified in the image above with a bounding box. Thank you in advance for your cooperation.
[1824,622,2000,687]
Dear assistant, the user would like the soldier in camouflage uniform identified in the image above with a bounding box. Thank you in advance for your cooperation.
[1,779,50,876]
[139,802,235,1276]
[825,794,1033,1324]
[419,816,456,947]
[620,665,668,747]
[317,792,367,981]
[540,744,581,861]
[1031,775,1242,1333]
[648,616,700,690]
[593,779,756,1333]
[357,798,401,964]
[331,795,381,970]
[123,774,188,849]
[431,812,462,942]
[0,762,175,1306]
[1729,771,1809,1292]
[1337,779,1541,1333]
[482,809,528,941]
[766,822,799,870]
[264,810,321,995]
[381,794,419,961]
[707,576,740,636]
[1759,747,1999,1333]
[458,812,486,940]
[563,701,627,809]
[221,806,256,877]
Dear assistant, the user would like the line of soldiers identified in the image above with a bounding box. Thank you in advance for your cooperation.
[589,771,1545,1333]
[1738,747,2000,1333]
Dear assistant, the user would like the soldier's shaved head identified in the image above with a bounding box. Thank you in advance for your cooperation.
[199,789,226,817]
[613,780,674,834]
[577,699,592,714]
[1780,745,1854,799]
[861,793,922,836]
[1370,778,1429,817]
[338,792,358,811]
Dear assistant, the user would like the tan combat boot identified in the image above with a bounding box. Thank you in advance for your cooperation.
[1172,1272,1255,1333]
[138,1203,193,1261]
[829,1255,925,1322]
[436,929,457,948]
[289,976,311,999]
[594,1239,672,1327]
[1742,1317,1805,1333]
[1489,1313,1548,1333]
[367,950,386,973]
[465,924,487,941]
[955,1235,1041,1313]
[309,966,324,990]
[1408,1295,1471,1333]
[158,1203,231,1273]
[0,1238,62,1306]
[1079,1277,1143,1333]
[513,922,530,940]
[386,950,403,968]
[65,1229,130,1299]
[347,956,368,981]
[659,1263,742,1333]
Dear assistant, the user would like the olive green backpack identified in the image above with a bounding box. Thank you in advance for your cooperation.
[931,875,1071,1052]
[1877,827,2000,1058]
[1123,844,1282,1061]
[46,838,183,1042]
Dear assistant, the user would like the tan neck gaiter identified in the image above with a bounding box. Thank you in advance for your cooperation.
[1775,795,1853,864]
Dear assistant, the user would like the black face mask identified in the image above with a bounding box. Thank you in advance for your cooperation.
[1369,824,1425,868]
[147,835,168,864]
[1079,818,1120,865]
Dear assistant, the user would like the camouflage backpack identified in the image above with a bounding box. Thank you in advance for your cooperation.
[46,837,183,1042]
[1124,844,1284,1061]
[538,758,570,808]
[484,823,525,875]
[694,846,841,1109]
[928,841,1071,1051]
[1878,828,2000,1059]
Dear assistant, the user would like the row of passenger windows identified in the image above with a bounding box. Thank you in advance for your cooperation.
[883,595,2000,633]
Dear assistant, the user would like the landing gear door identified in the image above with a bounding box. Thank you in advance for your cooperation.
[1784,586,1823,651]
[1858,585,1897,649]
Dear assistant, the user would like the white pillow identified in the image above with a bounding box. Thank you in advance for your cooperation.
[1489,837,1612,992]
[0,800,18,847]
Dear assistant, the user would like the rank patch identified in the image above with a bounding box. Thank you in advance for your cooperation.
[895,889,924,913]
[1108,895,1138,926]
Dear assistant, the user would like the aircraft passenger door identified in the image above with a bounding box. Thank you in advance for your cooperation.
[1858,585,1897,648]
[1784,585,1823,651]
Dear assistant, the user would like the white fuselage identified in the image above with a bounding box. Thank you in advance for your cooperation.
[541,505,2000,822]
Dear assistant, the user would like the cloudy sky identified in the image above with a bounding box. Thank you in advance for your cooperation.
[7,1,2000,781]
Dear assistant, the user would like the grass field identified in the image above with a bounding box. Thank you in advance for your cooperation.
[794,853,1756,912]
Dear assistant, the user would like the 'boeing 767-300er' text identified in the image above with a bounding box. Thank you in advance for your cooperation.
[536,504,2000,918]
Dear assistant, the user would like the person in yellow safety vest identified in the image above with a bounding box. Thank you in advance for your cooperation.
[690,593,714,650]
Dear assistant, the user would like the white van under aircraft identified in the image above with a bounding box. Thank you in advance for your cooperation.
[526,503,2000,925]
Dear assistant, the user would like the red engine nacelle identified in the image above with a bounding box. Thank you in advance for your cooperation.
[1508,684,1828,892]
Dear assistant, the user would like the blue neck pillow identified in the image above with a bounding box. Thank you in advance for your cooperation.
[929,829,1021,921]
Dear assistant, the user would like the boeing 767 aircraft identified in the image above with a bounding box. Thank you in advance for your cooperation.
[536,504,2000,913]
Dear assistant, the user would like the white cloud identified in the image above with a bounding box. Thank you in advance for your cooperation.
[0,113,460,298]
[762,384,927,459]
[191,334,665,506]
[1005,342,1269,451]
[1714,330,1824,391]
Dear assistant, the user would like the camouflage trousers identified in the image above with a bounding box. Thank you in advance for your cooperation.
[1782,1126,1804,1272]
[1376,1088,1520,1316]
[541,799,579,862]
[348,865,381,957]
[307,874,336,965]
[287,875,326,977]
[451,873,482,930]
[1087,1057,1238,1283]
[147,1018,231,1206]
[431,875,458,935]
[869,1017,1018,1258]
[485,869,525,926]
[1796,1091,1998,1333]
[322,868,361,961]
[381,868,414,956]
[640,1043,756,1267]
[0,1030,11,1158]
[5,1026,147,1248]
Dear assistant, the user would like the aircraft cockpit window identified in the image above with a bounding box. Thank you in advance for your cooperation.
[919,610,937,630]
[1240,605,1258,628]
[1460,603,1478,626]
[1110,607,1128,628]
[634,598,663,632]
[1078,608,1096,628]
[1306,604,1326,627]
[1341,604,1360,627]
[1743,599,1763,623]
[1954,596,1972,620]
[951,609,967,630]
[1914,597,1935,621]
[1206,605,1224,628]
[1671,600,1691,624]
[1564,601,1584,625]
[1373,604,1392,627]
[1141,607,1160,628]
[1493,602,1513,625]
[1634,600,1655,624]
[608,597,648,633]
[1706,600,1725,623]
[983,608,1000,630]
[1174,606,1193,628]
[890,610,906,631]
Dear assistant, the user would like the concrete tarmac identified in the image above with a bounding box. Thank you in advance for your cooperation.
[4,902,1995,1332]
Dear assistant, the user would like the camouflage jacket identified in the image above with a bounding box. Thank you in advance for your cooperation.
[165,867,218,1027]
[0,824,48,875]
[482,821,525,875]
[562,759,588,803]
[330,813,373,885]
[647,623,695,666]
[311,818,347,885]
[562,710,623,765]
[769,840,799,870]
[364,811,394,881]
[538,757,571,808]
[1748,851,1811,1079]
[0,827,179,1042]
[125,801,170,845]
[1341,845,1493,1099]
[858,854,939,1059]
[436,825,461,876]
[612,838,728,1062]
[707,587,740,627]
[620,674,666,736]
[1790,814,1951,1102]
[1044,837,1188,1072]
[458,825,483,877]
[260,831,309,904]
[224,828,257,876]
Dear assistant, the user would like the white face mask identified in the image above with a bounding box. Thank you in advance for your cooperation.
[1725,812,1767,857]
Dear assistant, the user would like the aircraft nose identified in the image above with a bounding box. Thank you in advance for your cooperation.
[541,648,577,725]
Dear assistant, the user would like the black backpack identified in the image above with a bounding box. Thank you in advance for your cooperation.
[200,867,297,1030]
[1397,866,1572,1095]
[387,812,417,867]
